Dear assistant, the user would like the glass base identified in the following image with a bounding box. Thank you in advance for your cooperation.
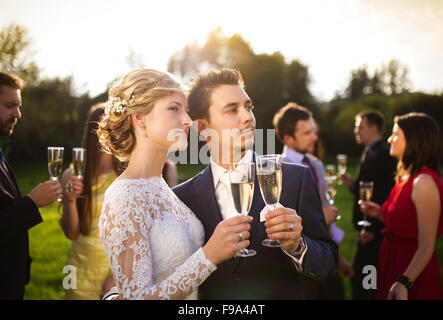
[236,248,256,257]
[357,220,372,227]
[262,238,281,248]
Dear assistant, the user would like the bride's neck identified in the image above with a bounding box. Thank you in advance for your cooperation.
[123,140,167,179]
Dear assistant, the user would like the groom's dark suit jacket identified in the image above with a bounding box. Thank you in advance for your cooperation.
[0,160,42,299]
[173,155,338,299]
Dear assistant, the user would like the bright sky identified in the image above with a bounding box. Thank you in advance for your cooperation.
[1,0,442,101]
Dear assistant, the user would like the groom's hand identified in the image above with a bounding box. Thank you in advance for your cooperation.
[265,207,303,252]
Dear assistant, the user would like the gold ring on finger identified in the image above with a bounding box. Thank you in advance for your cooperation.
[238,232,243,242]
[289,223,294,232]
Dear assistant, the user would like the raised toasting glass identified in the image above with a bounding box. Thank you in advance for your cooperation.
[325,164,336,177]
[72,148,86,178]
[336,154,347,185]
[256,154,282,248]
[357,181,374,227]
[48,146,64,201]
[229,162,257,257]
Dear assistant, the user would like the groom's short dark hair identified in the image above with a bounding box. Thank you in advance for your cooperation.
[187,68,245,121]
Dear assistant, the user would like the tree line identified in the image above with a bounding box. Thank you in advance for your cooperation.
[1,23,442,163]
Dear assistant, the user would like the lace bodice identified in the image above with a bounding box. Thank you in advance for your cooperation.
[99,176,216,300]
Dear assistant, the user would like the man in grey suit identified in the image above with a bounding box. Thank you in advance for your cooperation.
[272,102,354,299]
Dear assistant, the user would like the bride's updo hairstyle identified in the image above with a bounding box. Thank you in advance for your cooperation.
[98,69,184,162]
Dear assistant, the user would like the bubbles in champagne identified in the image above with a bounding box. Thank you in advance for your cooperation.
[48,159,63,179]
[72,159,86,177]
[257,169,282,206]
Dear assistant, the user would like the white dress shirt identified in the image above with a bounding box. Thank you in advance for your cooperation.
[210,150,253,220]
[210,150,307,270]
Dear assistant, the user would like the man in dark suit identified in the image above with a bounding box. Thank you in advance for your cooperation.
[0,72,62,299]
[340,110,397,300]
[173,68,338,299]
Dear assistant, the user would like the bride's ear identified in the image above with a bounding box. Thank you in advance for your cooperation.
[131,113,147,137]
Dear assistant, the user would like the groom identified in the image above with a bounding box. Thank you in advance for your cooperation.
[173,68,338,299]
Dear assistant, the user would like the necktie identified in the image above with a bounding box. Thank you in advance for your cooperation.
[302,155,319,185]
[0,147,5,167]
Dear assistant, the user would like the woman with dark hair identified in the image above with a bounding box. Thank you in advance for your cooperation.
[361,112,443,300]
[60,104,121,299]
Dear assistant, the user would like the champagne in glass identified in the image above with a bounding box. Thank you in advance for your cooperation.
[229,162,256,257]
[325,164,336,177]
[325,175,340,220]
[48,147,64,201]
[256,154,282,248]
[357,181,374,227]
[257,169,282,207]
[336,154,347,185]
[72,148,86,178]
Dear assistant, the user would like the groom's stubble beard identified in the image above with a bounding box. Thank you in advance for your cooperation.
[204,128,255,164]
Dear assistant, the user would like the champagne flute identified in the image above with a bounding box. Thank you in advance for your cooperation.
[325,175,340,220]
[256,154,282,248]
[325,164,336,177]
[72,148,86,178]
[357,181,373,227]
[48,147,64,201]
[229,162,256,257]
[336,154,347,185]
[72,147,86,198]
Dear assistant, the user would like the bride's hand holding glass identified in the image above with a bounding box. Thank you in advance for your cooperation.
[202,215,253,265]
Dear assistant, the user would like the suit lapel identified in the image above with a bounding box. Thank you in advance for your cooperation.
[193,165,224,243]
[0,161,20,199]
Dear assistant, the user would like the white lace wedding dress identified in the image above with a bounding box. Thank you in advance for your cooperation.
[99,176,217,300]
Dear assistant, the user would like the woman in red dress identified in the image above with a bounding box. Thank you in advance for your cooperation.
[361,112,443,300]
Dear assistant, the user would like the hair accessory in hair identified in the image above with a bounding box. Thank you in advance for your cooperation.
[104,95,135,116]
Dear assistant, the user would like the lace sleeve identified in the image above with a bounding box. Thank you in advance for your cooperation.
[99,183,217,300]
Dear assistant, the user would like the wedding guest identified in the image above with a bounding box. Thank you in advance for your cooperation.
[273,102,353,299]
[0,71,62,299]
[339,110,397,300]
[173,68,337,299]
[60,104,121,299]
[97,69,252,299]
[361,112,443,300]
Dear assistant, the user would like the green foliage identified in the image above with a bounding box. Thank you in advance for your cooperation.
[343,60,410,100]
[3,77,97,163]
[0,23,40,83]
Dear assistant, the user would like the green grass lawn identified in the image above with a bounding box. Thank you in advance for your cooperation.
[11,162,443,300]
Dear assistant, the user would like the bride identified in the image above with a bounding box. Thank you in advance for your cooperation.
[97,69,252,300]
